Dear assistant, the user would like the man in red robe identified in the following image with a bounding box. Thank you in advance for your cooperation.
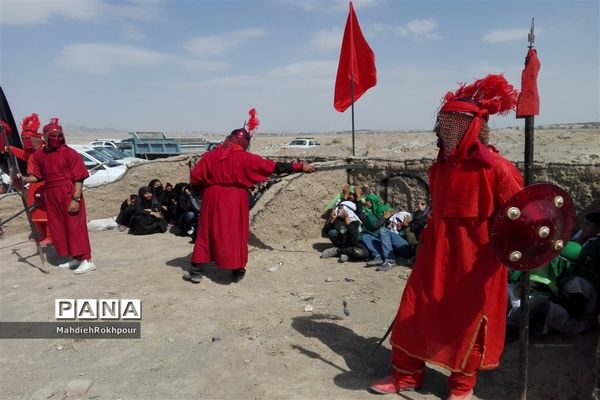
[4,113,52,246]
[24,118,95,274]
[186,109,315,284]
[369,75,524,400]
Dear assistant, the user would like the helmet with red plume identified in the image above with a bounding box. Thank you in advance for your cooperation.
[21,113,41,137]
[435,74,518,166]
[21,113,43,152]
[225,108,260,150]
[440,74,518,116]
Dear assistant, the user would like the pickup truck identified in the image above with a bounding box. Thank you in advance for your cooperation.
[118,132,181,160]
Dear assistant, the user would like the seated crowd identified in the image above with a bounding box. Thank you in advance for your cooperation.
[319,184,430,272]
[505,210,600,338]
[115,175,280,239]
[116,178,201,238]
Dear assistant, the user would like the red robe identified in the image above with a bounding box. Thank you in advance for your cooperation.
[191,144,277,269]
[27,145,91,259]
[10,146,47,222]
[390,149,523,372]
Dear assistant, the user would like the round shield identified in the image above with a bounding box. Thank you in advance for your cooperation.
[491,183,576,271]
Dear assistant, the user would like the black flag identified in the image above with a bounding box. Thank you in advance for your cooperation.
[0,86,26,173]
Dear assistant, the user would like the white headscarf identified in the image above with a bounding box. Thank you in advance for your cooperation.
[389,211,411,233]
[337,201,361,223]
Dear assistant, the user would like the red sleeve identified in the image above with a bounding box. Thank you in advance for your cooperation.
[291,162,304,172]
[27,151,42,180]
[190,155,208,187]
[10,146,27,161]
[66,148,89,181]
[237,152,277,186]
[493,155,524,206]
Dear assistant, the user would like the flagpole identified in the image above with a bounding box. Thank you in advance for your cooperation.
[519,18,536,400]
[351,76,356,156]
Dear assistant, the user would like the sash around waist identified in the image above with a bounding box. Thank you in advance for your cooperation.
[43,178,73,190]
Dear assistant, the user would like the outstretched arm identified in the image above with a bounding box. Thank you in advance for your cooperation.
[273,161,315,174]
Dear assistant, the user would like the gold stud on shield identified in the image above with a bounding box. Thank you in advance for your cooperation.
[507,207,521,220]
[509,251,522,262]
[491,183,575,271]
[538,226,550,238]
[554,196,564,208]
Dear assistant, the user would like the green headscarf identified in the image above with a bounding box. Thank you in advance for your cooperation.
[324,185,361,211]
[364,193,392,218]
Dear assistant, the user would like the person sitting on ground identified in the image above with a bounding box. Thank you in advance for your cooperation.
[322,184,363,217]
[408,200,431,240]
[164,182,179,224]
[116,194,138,231]
[322,185,364,240]
[171,182,188,225]
[128,186,168,235]
[506,240,585,338]
[388,211,416,261]
[545,210,600,334]
[360,193,406,271]
[320,200,369,263]
[148,178,170,215]
[506,209,600,337]
[178,185,201,237]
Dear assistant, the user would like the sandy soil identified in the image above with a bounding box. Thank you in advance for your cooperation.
[0,128,598,400]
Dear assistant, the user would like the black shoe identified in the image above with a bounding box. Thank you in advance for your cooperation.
[232,268,246,283]
[182,271,202,284]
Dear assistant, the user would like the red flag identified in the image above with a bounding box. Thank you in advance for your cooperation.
[516,48,541,118]
[334,1,377,112]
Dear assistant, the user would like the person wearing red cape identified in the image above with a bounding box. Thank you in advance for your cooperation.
[23,118,96,274]
[186,109,315,284]
[2,113,52,246]
[369,75,524,400]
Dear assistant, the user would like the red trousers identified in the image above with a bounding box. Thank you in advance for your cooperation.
[391,335,483,396]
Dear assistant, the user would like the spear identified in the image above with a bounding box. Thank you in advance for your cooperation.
[515,18,541,400]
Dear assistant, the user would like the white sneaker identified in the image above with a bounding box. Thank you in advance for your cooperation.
[58,259,81,269]
[74,260,96,274]
[187,227,194,235]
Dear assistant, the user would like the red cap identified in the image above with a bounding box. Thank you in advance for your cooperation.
[43,117,62,134]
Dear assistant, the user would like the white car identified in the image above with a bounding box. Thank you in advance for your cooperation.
[70,145,127,187]
[91,146,147,167]
[89,139,122,149]
[284,138,320,149]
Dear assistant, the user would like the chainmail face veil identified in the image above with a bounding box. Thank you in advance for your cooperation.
[434,112,490,160]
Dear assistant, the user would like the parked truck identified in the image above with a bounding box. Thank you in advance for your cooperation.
[118,132,181,160]
[178,137,222,155]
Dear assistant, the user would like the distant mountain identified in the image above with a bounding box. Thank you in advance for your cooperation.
[64,124,128,138]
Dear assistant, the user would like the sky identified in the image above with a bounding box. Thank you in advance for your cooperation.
[1,0,598,134]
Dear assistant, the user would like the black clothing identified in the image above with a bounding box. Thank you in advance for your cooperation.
[323,219,368,261]
[128,186,168,235]
[116,199,136,227]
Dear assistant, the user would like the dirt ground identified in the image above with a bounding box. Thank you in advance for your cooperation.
[0,129,598,400]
